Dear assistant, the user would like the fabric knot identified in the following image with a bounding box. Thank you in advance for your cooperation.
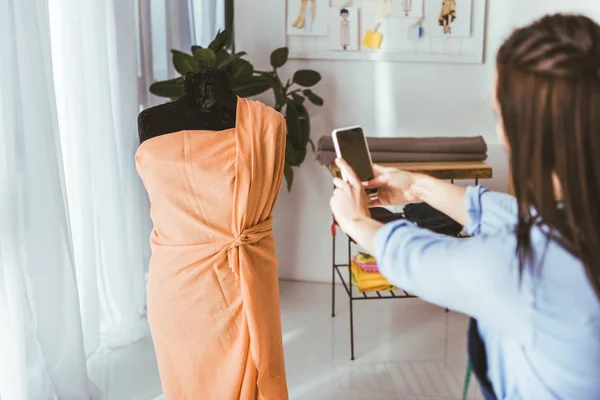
[228,217,274,250]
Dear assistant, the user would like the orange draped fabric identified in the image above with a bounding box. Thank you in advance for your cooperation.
[136,98,288,399]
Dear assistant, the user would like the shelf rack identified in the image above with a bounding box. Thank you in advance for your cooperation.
[328,161,493,360]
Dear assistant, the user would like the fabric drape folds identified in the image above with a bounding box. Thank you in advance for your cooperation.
[136,98,289,399]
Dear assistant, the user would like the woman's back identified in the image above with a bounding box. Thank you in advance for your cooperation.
[470,190,600,399]
[372,187,600,399]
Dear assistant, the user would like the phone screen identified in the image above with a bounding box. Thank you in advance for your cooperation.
[335,127,377,195]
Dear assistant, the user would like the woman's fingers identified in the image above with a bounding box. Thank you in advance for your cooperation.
[362,176,386,188]
[372,163,385,173]
[372,163,394,174]
[335,158,362,187]
[333,177,348,190]
[368,199,382,207]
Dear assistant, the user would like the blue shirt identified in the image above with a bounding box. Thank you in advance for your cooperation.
[373,186,600,400]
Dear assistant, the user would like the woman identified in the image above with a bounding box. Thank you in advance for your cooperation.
[330,14,600,400]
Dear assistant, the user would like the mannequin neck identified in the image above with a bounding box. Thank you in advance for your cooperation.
[182,67,237,112]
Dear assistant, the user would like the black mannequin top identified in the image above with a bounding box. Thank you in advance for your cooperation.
[138,67,238,144]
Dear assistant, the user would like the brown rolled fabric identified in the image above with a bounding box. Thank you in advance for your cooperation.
[317,135,488,154]
[316,151,487,166]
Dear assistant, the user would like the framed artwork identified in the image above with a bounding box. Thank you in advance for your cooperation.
[425,0,473,37]
[287,0,330,36]
[328,7,359,51]
[286,0,487,64]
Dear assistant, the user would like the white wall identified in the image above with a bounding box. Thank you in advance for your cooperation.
[234,0,600,282]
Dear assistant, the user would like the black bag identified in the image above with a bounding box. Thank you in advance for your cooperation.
[403,203,463,237]
[369,207,404,224]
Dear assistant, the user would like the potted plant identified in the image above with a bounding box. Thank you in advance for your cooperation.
[148,30,323,191]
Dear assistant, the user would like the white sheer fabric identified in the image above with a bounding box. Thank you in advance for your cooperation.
[48,0,149,355]
[0,0,224,397]
[1,0,150,398]
[0,0,89,398]
[189,0,225,47]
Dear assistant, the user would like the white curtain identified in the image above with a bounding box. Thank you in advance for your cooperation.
[0,0,89,398]
[48,0,149,355]
[189,0,225,47]
[0,0,150,398]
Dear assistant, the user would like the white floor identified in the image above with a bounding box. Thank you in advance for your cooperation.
[88,281,482,400]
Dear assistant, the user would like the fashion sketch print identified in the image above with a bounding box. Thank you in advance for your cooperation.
[438,0,456,34]
[287,0,329,36]
[394,0,424,18]
[340,8,350,49]
[426,0,472,37]
[329,7,359,51]
[402,0,412,16]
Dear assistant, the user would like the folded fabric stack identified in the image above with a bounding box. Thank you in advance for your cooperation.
[350,253,395,292]
[354,252,379,273]
[316,135,488,166]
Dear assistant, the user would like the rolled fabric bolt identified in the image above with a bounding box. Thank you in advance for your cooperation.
[317,151,488,166]
[317,135,488,154]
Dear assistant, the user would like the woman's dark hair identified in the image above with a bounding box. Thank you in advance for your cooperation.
[340,8,349,16]
[496,14,600,298]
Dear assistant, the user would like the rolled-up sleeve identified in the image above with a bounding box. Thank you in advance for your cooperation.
[464,185,518,236]
[372,218,528,336]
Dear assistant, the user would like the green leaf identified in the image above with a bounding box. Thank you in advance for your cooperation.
[285,137,307,166]
[191,45,203,53]
[296,103,311,148]
[172,50,199,75]
[262,74,286,109]
[218,51,247,68]
[230,59,254,83]
[283,163,294,192]
[293,69,321,87]
[233,78,271,97]
[215,49,230,66]
[193,48,216,65]
[149,78,184,99]
[208,29,230,52]
[302,89,324,106]
[270,47,289,69]
[290,93,306,105]
[285,101,301,149]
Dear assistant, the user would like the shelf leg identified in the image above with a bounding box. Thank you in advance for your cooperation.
[348,236,355,361]
[331,220,336,318]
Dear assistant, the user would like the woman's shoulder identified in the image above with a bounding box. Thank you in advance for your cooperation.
[530,226,600,317]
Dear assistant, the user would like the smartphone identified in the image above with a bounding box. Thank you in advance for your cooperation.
[331,126,378,200]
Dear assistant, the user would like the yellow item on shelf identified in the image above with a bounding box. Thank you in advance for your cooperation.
[350,261,395,292]
[362,23,384,49]
[355,251,376,264]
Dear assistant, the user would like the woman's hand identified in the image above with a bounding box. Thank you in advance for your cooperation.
[363,164,419,206]
[330,159,383,253]
[330,159,371,234]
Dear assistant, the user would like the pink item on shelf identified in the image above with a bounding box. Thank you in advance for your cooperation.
[353,252,381,273]
[354,260,379,273]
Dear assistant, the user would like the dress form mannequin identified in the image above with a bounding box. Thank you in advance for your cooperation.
[137,67,237,144]
[135,66,289,399]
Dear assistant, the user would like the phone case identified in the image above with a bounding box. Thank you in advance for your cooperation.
[331,127,379,201]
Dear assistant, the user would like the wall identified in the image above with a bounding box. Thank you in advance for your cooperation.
[234,0,600,282]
